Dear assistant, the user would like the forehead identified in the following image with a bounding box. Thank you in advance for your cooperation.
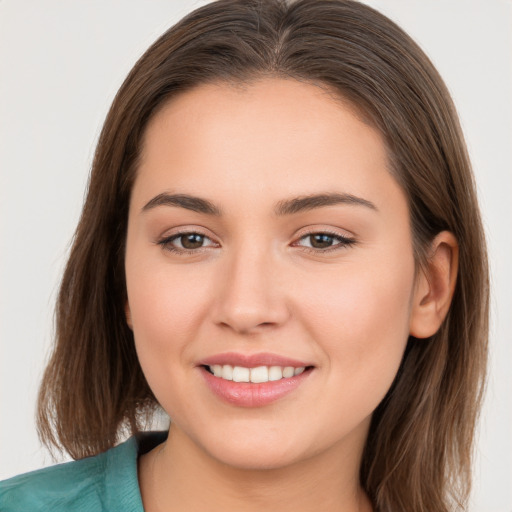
[134,78,404,217]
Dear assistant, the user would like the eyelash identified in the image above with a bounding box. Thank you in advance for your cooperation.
[157,230,218,255]
[157,230,356,255]
[293,230,356,253]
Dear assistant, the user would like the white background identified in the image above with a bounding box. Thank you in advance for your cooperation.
[0,1,510,510]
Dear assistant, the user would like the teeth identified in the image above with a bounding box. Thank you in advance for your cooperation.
[268,366,283,381]
[232,366,250,383]
[221,365,233,381]
[208,364,307,383]
[282,366,294,378]
[250,366,268,383]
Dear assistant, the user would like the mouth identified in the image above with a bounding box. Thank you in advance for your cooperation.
[198,353,315,407]
[202,364,312,383]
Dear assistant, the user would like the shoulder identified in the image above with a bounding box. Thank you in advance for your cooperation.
[0,435,154,512]
[0,452,108,511]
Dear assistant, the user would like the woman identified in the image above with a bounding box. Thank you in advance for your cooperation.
[0,1,488,511]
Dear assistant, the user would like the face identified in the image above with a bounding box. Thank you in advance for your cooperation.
[125,78,417,470]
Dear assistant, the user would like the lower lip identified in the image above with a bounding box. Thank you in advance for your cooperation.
[200,367,313,407]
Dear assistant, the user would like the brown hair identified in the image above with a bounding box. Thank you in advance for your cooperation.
[37,1,489,510]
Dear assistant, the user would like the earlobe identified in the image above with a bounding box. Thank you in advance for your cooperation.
[125,301,133,330]
[409,231,459,339]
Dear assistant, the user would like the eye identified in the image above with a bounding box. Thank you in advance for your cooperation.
[158,232,217,253]
[295,232,356,251]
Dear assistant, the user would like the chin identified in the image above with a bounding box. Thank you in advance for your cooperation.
[197,429,308,471]
[210,445,301,471]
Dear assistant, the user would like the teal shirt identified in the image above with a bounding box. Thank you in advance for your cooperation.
[0,432,166,512]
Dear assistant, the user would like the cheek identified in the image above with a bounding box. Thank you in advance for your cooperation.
[124,256,214,397]
[302,257,413,338]
[298,253,414,406]
[127,257,211,340]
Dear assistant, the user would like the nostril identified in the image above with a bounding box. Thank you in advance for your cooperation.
[217,319,278,335]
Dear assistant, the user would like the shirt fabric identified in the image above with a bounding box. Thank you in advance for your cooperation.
[0,431,167,512]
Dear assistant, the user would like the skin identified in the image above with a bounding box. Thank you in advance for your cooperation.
[124,78,458,512]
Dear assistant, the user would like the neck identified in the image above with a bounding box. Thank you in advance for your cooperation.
[139,424,372,512]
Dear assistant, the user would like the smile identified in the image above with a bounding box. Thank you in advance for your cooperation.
[198,353,314,407]
[206,364,306,383]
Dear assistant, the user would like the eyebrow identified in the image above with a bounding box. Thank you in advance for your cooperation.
[141,192,377,216]
[142,193,222,215]
[274,193,378,215]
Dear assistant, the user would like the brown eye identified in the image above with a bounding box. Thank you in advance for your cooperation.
[179,233,205,249]
[295,232,356,251]
[158,232,217,253]
[309,234,335,248]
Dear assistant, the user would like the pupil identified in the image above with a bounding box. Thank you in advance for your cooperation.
[181,234,203,249]
[311,234,333,248]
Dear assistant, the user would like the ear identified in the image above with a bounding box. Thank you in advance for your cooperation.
[125,301,133,330]
[409,231,459,338]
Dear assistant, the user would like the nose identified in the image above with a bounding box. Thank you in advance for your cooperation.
[211,244,290,335]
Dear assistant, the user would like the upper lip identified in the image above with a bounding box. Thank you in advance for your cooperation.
[199,352,314,368]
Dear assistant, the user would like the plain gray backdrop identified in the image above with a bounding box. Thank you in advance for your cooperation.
[1,1,511,510]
